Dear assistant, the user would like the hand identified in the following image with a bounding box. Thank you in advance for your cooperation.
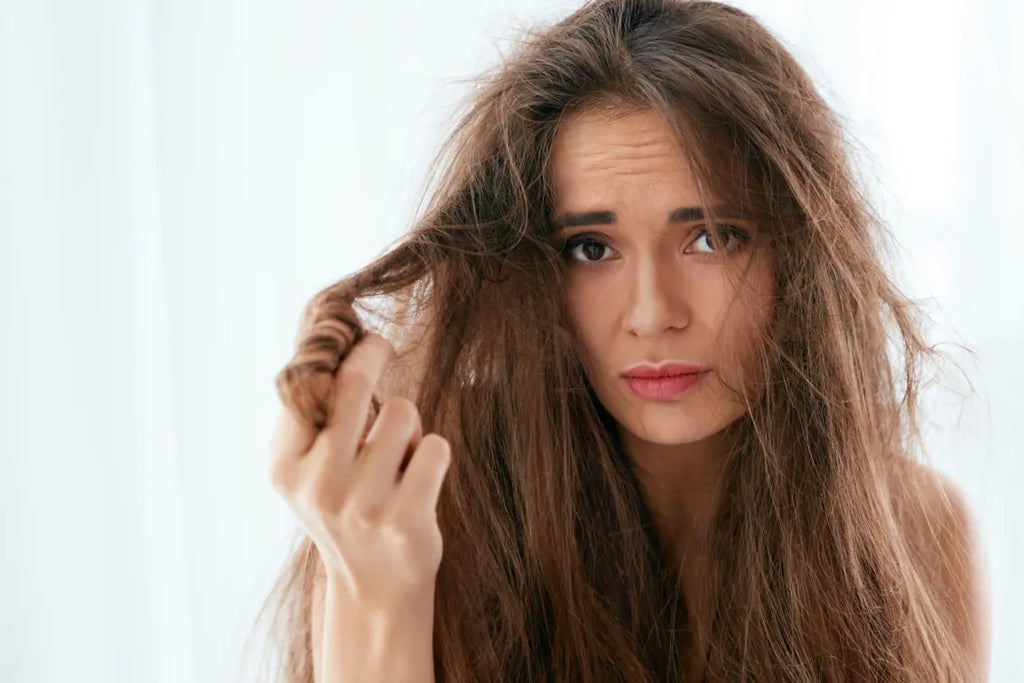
[269,332,452,609]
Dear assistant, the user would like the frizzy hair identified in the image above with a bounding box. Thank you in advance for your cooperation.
[241,0,974,680]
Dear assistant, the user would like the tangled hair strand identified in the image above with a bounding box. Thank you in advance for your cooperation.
[242,1,976,680]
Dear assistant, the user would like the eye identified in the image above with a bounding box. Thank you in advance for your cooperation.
[687,225,750,254]
[561,234,615,265]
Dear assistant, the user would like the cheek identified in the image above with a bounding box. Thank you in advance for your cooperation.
[719,288,771,336]
[565,277,618,374]
[566,275,613,330]
[715,266,774,377]
[723,254,774,324]
[704,262,774,370]
[745,264,776,333]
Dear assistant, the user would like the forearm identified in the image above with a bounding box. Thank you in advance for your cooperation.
[321,577,437,683]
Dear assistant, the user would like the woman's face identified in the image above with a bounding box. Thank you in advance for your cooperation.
[549,107,774,446]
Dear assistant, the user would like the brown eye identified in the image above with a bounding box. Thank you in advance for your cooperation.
[563,235,614,264]
[689,226,749,254]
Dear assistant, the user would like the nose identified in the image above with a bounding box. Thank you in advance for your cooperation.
[623,253,690,337]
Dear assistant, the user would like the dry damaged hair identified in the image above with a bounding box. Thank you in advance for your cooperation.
[241,0,975,680]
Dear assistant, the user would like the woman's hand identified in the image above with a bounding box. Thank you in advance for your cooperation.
[269,332,452,609]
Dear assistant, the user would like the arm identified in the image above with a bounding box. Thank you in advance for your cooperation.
[312,570,437,683]
[270,332,448,683]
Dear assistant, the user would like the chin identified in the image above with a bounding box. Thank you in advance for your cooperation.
[607,394,746,447]
[621,420,718,446]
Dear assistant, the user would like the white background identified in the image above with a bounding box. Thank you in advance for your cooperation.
[1,0,1021,680]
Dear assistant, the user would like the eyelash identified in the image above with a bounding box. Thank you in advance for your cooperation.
[560,225,751,266]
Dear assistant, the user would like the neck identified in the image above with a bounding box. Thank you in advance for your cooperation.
[619,426,730,562]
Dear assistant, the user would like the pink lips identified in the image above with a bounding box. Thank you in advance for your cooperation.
[621,363,709,401]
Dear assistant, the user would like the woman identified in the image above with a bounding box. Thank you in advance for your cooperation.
[252,0,988,680]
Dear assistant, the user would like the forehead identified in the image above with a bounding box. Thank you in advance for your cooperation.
[549,108,701,203]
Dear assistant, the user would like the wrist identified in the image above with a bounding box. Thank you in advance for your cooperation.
[325,572,437,620]
[324,575,437,681]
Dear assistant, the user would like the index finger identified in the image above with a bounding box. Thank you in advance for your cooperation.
[269,362,338,464]
[320,331,396,457]
[269,400,318,467]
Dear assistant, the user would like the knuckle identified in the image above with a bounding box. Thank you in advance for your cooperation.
[340,499,385,530]
[304,481,340,517]
[419,433,452,463]
[379,397,421,428]
[421,433,451,454]
[336,365,373,395]
[268,457,293,495]
[378,514,417,543]
[387,509,437,545]
[364,332,397,359]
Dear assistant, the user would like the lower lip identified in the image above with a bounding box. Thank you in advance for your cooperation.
[624,371,708,400]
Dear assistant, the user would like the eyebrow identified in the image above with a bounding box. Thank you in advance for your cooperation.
[549,204,748,233]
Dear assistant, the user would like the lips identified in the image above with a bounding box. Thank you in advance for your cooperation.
[623,370,707,400]
[621,362,705,379]
[619,362,709,400]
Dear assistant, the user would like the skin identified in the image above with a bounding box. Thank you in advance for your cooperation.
[270,332,450,682]
[549,107,774,566]
[273,107,988,683]
[549,106,989,676]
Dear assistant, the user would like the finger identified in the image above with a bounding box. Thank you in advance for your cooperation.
[396,434,451,513]
[320,332,396,464]
[349,398,423,508]
[268,404,317,492]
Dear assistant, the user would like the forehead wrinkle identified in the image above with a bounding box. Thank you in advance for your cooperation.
[574,147,685,171]
[552,116,697,202]
[573,138,678,160]
[570,142,686,174]
[572,159,690,189]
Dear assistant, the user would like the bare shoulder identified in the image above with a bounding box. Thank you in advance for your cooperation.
[887,458,990,678]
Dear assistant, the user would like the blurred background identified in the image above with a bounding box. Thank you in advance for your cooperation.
[1,0,1020,680]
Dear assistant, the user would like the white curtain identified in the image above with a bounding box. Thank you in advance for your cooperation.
[1,0,1020,681]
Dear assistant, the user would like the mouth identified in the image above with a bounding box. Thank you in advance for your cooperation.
[621,369,709,401]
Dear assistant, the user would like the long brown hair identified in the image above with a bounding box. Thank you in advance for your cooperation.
[242,0,973,679]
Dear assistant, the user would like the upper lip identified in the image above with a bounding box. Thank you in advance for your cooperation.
[621,362,709,378]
